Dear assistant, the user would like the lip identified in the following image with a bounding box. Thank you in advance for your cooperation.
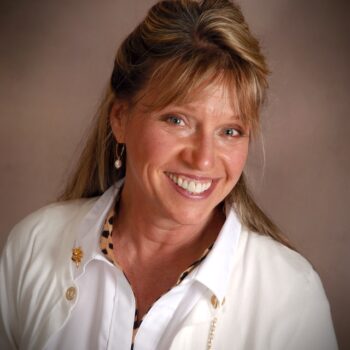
[165,171,219,199]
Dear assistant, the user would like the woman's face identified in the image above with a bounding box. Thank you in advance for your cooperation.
[110,80,250,227]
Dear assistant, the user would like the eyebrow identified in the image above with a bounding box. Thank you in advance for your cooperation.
[160,103,242,121]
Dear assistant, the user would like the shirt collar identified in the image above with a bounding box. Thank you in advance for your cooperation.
[72,180,242,301]
[72,180,123,279]
[190,201,242,304]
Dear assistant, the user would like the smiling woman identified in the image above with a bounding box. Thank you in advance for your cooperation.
[109,81,249,228]
[0,1,338,349]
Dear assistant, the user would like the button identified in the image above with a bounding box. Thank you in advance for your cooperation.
[222,297,226,305]
[211,295,219,309]
[65,286,77,301]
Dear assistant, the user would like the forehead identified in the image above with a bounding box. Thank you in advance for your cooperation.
[135,76,241,118]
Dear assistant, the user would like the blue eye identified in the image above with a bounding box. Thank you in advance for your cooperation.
[167,115,184,126]
[224,128,240,137]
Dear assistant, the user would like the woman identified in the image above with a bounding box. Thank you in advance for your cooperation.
[0,0,338,349]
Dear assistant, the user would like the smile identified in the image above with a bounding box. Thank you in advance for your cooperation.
[166,173,212,194]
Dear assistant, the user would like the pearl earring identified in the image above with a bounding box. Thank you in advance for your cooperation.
[114,144,125,169]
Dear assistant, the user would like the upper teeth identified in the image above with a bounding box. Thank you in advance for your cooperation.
[168,173,212,194]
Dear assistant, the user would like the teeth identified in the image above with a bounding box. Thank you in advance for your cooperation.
[188,181,196,192]
[167,173,212,194]
[183,180,188,190]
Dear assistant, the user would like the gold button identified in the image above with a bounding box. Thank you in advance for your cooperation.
[65,286,77,301]
[211,295,219,309]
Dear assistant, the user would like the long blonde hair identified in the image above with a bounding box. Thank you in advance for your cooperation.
[60,0,293,249]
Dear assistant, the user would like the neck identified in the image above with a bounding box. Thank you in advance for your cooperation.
[113,188,224,262]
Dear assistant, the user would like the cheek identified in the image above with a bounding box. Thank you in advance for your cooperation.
[224,142,249,177]
[126,126,176,169]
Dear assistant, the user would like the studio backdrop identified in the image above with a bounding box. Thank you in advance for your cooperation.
[0,0,349,348]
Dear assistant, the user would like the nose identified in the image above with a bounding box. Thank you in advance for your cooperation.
[181,131,215,171]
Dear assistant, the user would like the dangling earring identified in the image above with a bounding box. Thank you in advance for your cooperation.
[114,144,125,169]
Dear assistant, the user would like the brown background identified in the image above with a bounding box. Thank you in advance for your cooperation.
[0,0,349,348]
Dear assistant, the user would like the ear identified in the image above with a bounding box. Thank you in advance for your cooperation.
[110,100,128,143]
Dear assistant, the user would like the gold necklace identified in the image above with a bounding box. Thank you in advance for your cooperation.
[207,316,218,349]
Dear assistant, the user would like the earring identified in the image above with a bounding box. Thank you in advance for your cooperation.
[114,144,125,169]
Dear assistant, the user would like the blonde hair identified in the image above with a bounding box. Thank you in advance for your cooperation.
[60,0,293,248]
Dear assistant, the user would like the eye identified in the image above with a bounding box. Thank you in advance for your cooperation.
[166,115,185,126]
[223,128,241,137]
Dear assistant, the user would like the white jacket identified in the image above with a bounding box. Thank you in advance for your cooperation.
[0,185,338,350]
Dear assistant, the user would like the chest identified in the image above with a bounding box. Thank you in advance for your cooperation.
[125,265,184,320]
[43,259,214,350]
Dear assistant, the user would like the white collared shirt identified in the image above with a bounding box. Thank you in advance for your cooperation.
[44,183,242,350]
[1,182,338,349]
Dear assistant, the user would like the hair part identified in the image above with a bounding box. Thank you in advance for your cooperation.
[60,0,294,249]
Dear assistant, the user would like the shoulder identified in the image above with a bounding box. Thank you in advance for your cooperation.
[243,230,315,280]
[0,197,99,299]
[6,198,97,249]
[10,198,97,233]
[233,229,329,313]
[223,230,338,349]
[1,198,98,281]
[0,199,98,349]
[4,182,122,252]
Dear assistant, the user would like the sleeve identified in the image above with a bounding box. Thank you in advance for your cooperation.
[285,269,338,350]
[0,232,21,350]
